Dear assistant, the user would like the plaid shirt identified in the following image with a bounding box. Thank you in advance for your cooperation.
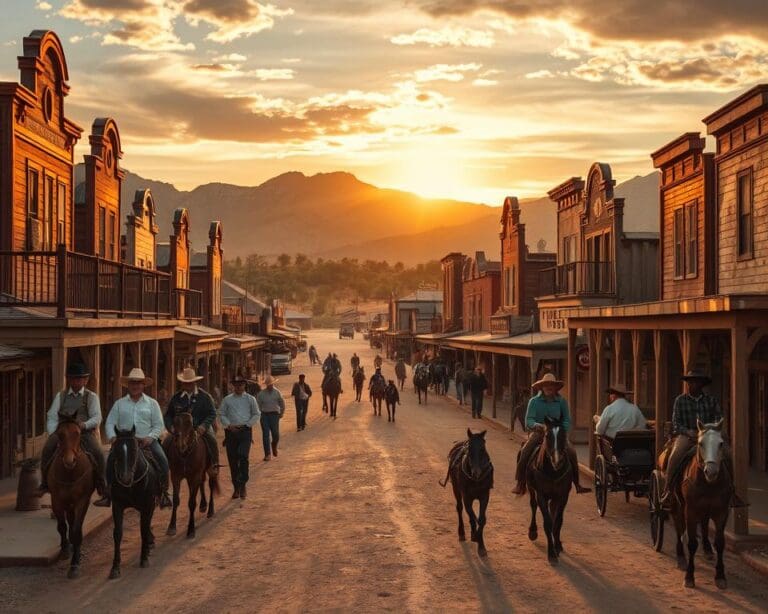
[671,393,723,434]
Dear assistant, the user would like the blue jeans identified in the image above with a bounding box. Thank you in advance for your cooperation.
[471,393,483,417]
[456,382,464,403]
[261,413,281,457]
[295,398,309,429]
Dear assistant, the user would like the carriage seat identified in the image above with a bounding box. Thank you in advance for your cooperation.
[611,430,655,470]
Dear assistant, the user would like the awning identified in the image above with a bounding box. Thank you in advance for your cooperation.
[415,330,467,342]
[224,334,268,351]
[269,328,299,339]
[439,330,575,358]
[175,325,228,352]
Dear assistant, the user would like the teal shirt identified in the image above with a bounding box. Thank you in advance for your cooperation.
[525,392,571,432]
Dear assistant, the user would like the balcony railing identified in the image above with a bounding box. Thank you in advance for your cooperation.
[539,260,615,297]
[0,245,201,321]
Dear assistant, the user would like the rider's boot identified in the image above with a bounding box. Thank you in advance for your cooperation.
[159,473,172,509]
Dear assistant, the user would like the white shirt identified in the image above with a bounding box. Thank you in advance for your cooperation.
[47,387,102,435]
[105,393,165,440]
[596,397,647,439]
[219,392,261,427]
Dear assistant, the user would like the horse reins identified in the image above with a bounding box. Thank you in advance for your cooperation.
[114,439,149,488]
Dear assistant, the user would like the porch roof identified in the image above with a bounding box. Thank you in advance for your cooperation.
[0,343,33,361]
[175,324,228,340]
[223,334,268,350]
[564,294,768,327]
[414,330,468,342]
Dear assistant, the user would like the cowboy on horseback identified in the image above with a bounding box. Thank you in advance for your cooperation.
[38,363,109,506]
[659,369,745,508]
[511,373,591,495]
[100,368,172,508]
[369,366,386,405]
[321,352,343,397]
[351,353,360,372]
[164,367,220,478]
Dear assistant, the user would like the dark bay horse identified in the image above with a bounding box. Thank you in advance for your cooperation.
[414,367,430,405]
[322,373,342,419]
[353,368,365,402]
[165,411,220,539]
[521,418,572,565]
[394,361,406,390]
[47,415,96,578]
[670,419,732,589]
[440,429,493,557]
[108,427,160,579]
[370,378,386,416]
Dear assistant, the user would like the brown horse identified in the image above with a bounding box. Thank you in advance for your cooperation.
[370,377,386,416]
[47,415,96,578]
[670,419,732,589]
[165,411,220,539]
[522,418,572,565]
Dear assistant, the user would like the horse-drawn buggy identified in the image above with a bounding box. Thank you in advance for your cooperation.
[593,429,655,517]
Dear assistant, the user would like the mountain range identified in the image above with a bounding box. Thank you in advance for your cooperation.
[75,166,659,265]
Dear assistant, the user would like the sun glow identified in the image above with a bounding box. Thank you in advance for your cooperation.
[390,145,475,201]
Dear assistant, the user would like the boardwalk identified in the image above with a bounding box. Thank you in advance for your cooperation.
[0,330,766,613]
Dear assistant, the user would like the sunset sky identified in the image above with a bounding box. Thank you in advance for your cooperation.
[1,1,765,203]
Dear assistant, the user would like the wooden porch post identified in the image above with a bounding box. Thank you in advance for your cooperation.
[509,356,516,431]
[113,343,124,402]
[730,324,749,535]
[653,331,668,457]
[491,353,497,419]
[52,345,67,394]
[681,330,701,376]
[566,326,577,420]
[150,339,159,396]
[631,331,642,409]
[613,330,623,384]
[587,329,605,469]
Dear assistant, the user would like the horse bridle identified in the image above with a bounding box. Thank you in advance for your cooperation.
[113,437,149,488]
[461,449,493,482]
[174,411,199,458]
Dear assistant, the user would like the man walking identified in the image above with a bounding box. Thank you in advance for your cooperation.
[454,362,465,405]
[291,374,312,431]
[39,363,109,505]
[219,375,260,499]
[468,367,488,418]
[164,367,219,475]
[257,376,285,461]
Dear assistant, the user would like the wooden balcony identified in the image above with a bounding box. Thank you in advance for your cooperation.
[539,260,616,297]
[0,245,202,321]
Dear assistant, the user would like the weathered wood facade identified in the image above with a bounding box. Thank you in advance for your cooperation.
[122,189,158,269]
[566,85,768,536]
[462,252,500,333]
[440,252,466,333]
[190,221,223,329]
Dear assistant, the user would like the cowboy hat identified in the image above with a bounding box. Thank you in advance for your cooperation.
[532,372,564,392]
[606,383,633,396]
[120,367,153,386]
[231,374,248,385]
[177,367,203,383]
[66,362,90,378]
[264,375,278,386]
[681,369,712,384]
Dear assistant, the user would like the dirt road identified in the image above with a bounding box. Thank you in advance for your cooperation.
[1,330,766,612]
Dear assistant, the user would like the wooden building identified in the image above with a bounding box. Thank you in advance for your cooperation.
[0,31,199,476]
[384,291,442,362]
[190,221,223,329]
[441,252,467,333]
[462,251,500,332]
[566,85,768,535]
[122,188,158,269]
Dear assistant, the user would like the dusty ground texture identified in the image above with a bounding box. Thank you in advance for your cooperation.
[1,330,767,613]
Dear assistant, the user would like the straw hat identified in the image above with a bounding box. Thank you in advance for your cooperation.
[606,383,633,396]
[120,367,153,386]
[264,375,278,386]
[532,372,564,392]
[177,367,203,383]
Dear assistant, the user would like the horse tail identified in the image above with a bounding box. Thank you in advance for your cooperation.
[439,466,451,488]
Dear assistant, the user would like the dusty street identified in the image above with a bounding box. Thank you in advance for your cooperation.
[1,329,766,613]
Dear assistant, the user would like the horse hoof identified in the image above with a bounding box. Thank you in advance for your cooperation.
[684,578,695,589]
[478,548,488,558]
[459,535,466,542]
[677,557,687,571]
[471,534,478,543]
[58,548,71,561]
[187,531,196,539]
[199,503,208,513]
[548,555,559,566]
[715,577,727,590]
[528,530,538,542]
[556,543,564,554]
[67,566,80,579]
[166,527,176,536]
[207,511,214,519]
[140,558,150,569]
[109,568,120,580]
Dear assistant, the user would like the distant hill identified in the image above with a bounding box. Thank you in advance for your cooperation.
[74,166,658,265]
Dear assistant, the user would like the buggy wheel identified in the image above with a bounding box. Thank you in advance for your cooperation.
[649,471,665,552]
[594,455,608,517]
